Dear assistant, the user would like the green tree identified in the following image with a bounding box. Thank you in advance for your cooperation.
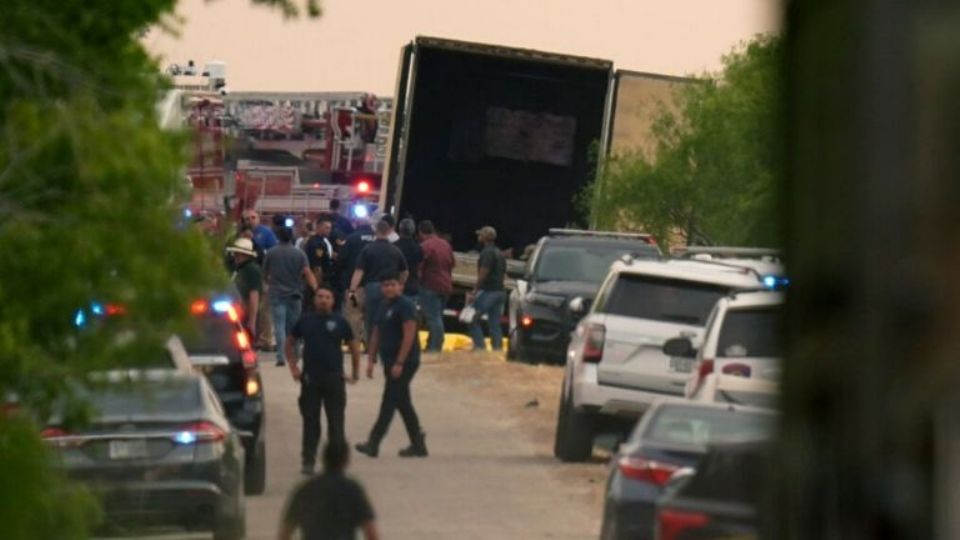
[0,1,319,537]
[587,35,783,247]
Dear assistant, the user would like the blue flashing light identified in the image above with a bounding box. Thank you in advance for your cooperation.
[90,302,104,316]
[74,309,87,328]
[173,431,197,445]
[763,275,778,289]
[183,208,193,219]
[352,204,369,219]
[212,300,232,313]
[284,217,295,228]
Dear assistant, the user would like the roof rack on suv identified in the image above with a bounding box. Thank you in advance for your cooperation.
[674,246,781,260]
[548,228,656,244]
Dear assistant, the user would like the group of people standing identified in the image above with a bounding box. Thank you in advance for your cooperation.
[223,204,508,540]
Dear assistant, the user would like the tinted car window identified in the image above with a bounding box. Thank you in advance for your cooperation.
[534,243,658,284]
[643,405,774,446]
[602,275,730,325]
[181,317,237,353]
[83,378,202,416]
[717,307,782,358]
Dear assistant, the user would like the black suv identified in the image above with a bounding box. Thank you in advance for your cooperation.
[507,229,660,363]
[182,297,266,495]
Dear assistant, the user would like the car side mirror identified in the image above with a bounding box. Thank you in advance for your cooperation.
[663,337,696,358]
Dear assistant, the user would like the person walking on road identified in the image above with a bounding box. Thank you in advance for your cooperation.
[305,216,337,287]
[264,226,319,366]
[242,209,278,255]
[468,226,507,352]
[349,219,408,342]
[226,237,262,339]
[278,441,379,540]
[394,218,423,301]
[285,287,362,475]
[418,220,455,353]
[356,274,428,458]
[340,216,375,339]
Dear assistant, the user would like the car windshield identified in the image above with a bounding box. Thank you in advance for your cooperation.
[80,377,201,417]
[533,243,658,283]
[643,405,775,446]
[717,306,782,358]
[601,275,731,325]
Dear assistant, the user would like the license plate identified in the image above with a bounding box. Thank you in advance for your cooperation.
[669,357,696,373]
[108,439,148,460]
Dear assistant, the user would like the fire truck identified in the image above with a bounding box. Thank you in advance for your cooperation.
[162,61,389,227]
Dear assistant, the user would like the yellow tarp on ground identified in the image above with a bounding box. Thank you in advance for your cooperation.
[418,331,507,352]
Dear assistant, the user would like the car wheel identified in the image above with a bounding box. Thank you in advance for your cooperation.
[245,440,267,495]
[553,384,594,462]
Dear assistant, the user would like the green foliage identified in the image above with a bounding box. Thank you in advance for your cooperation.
[587,35,783,247]
[0,0,327,536]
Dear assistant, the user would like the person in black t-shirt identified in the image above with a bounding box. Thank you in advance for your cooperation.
[393,218,423,299]
[279,441,379,540]
[286,287,362,475]
[468,226,507,351]
[348,219,409,341]
[355,274,428,459]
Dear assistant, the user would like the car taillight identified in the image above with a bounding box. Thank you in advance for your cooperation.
[721,362,751,377]
[521,315,534,328]
[245,376,261,397]
[41,427,85,448]
[242,349,258,368]
[618,456,679,486]
[582,323,605,363]
[173,421,227,444]
[657,509,710,540]
[235,329,251,351]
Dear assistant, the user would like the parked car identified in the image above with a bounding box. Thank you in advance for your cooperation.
[665,291,783,409]
[599,400,775,540]
[654,441,772,540]
[555,256,782,461]
[181,296,266,495]
[507,229,660,363]
[43,369,246,539]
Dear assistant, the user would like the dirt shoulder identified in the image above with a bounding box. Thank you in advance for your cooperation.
[424,351,610,507]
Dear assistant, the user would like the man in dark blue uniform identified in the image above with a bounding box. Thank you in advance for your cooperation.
[286,287,362,475]
[355,274,428,458]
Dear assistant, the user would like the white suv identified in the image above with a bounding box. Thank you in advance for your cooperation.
[675,291,783,409]
[553,256,783,462]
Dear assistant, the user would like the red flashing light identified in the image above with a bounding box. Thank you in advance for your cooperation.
[618,456,679,486]
[190,300,209,315]
[356,180,371,194]
[521,316,534,328]
[242,349,258,368]
[105,304,126,316]
[41,427,69,439]
[226,305,240,323]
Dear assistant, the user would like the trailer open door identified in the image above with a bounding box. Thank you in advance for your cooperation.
[381,43,416,215]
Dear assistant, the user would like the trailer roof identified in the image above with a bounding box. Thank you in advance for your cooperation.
[414,36,613,71]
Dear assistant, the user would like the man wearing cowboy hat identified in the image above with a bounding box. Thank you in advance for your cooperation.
[227,237,262,337]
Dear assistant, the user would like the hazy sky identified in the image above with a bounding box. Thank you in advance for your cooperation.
[144,0,782,94]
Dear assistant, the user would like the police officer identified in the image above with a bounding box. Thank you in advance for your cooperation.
[355,273,428,458]
[286,287,362,476]
[348,219,409,341]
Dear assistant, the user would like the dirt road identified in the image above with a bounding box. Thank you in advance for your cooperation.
[245,351,608,540]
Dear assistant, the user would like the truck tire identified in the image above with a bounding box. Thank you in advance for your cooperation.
[553,387,594,462]
[245,440,266,495]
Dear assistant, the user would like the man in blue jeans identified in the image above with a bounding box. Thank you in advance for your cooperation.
[264,225,318,366]
[417,220,455,352]
[468,226,507,351]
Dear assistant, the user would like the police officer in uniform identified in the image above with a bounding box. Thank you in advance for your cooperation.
[286,287,362,475]
[355,273,428,458]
